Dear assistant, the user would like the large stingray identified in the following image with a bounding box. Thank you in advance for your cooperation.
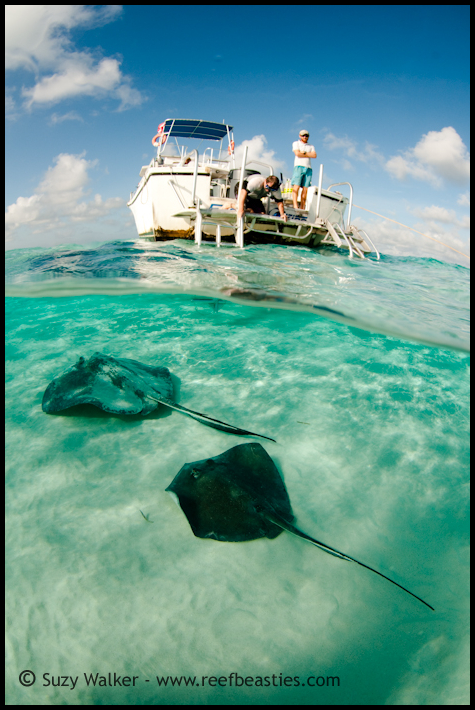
[42,353,275,441]
[166,443,434,610]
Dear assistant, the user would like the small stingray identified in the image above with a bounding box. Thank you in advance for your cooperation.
[42,353,274,441]
[166,443,434,610]
[192,298,224,312]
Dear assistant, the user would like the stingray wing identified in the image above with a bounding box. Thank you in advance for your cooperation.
[110,355,174,402]
[223,444,295,531]
[42,353,172,415]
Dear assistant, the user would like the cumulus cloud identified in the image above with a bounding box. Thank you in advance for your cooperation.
[5,90,17,121]
[49,111,84,125]
[5,153,126,247]
[354,215,470,266]
[385,127,470,187]
[409,205,469,227]
[5,5,143,111]
[234,135,285,173]
[323,132,385,168]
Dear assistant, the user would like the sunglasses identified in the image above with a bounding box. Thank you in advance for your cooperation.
[265,183,280,191]
[300,134,309,138]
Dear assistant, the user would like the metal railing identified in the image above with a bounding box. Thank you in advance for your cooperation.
[315,163,324,219]
[244,159,274,176]
[235,146,248,247]
[349,226,380,260]
[190,149,200,206]
[326,182,353,230]
[322,220,382,259]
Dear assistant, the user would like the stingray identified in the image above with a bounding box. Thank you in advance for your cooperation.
[166,443,434,611]
[42,353,274,441]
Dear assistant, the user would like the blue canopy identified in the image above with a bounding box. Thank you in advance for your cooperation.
[160,119,232,141]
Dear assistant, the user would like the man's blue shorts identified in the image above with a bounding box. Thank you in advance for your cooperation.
[291,166,312,187]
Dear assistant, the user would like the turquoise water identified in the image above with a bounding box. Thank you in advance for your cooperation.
[5,240,470,705]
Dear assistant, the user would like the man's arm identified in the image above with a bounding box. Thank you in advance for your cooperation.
[277,201,288,222]
[293,149,317,158]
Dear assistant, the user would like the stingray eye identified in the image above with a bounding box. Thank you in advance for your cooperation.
[191,468,201,479]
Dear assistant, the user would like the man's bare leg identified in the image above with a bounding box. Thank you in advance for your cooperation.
[300,187,308,210]
[292,184,300,209]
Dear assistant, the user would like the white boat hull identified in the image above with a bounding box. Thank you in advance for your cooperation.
[128,168,214,238]
[128,168,353,245]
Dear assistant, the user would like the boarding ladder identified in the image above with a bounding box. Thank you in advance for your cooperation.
[321,221,380,259]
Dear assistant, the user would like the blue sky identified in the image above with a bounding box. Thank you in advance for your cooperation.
[5,5,470,263]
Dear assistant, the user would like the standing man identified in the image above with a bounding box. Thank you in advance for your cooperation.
[291,130,317,209]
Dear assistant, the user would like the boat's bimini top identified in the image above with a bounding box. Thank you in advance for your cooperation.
[158,119,233,141]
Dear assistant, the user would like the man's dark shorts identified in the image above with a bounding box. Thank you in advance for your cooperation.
[244,195,266,213]
[234,183,266,213]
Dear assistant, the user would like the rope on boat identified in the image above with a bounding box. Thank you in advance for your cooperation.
[352,204,470,261]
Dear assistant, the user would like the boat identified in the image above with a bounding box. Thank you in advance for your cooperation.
[128,119,379,259]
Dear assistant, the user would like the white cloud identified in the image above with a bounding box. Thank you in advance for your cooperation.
[385,127,470,187]
[355,216,469,266]
[5,153,126,247]
[340,159,353,172]
[5,90,17,120]
[323,132,385,169]
[234,135,285,173]
[296,114,314,126]
[22,57,122,107]
[457,192,470,207]
[49,111,84,125]
[353,212,470,266]
[385,154,439,186]
[409,205,469,228]
[5,194,43,229]
[5,5,143,111]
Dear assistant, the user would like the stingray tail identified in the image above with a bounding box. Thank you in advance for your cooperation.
[151,397,276,443]
[266,512,434,611]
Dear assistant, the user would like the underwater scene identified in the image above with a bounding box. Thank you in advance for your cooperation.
[5,240,470,705]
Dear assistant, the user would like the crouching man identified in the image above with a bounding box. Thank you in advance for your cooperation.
[236,175,287,222]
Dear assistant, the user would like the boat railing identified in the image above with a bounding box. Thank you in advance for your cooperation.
[244,159,274,176]
[315,164,324,219]
[236,146,249,214]
[349,226,380,260]
[333,222,363,258]
[326,182,353,230]
[201,147,213,164]
[201,147,230,168]
[190,149,200,205]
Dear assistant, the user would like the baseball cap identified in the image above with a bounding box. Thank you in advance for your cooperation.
[299,130,309,136]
